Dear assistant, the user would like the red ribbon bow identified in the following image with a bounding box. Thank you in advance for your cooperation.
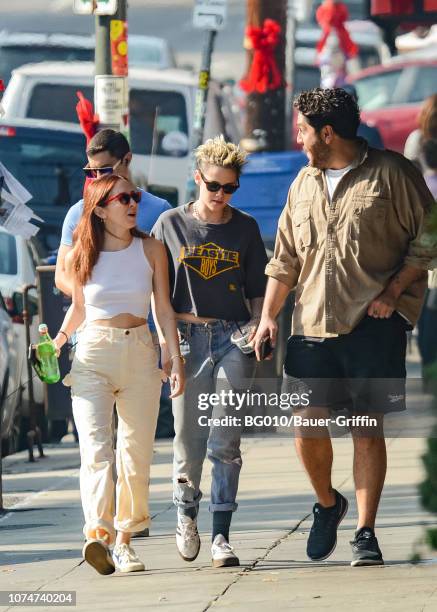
[76,91,99,144]
[316,1,358,58]
[240,18,283,94]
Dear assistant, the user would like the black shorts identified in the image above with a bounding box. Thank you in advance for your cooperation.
[283,313,411,414]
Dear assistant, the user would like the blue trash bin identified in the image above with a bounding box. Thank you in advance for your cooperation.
[232,150,307,245]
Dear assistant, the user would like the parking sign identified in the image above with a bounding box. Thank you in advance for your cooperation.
[73,0,118,15]
[193,0,227,31]
[73,0,94,14]
[95,0,118,15]
[94,75,127,127]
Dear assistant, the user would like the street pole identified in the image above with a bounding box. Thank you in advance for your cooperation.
[94,0,129,139]
[95,14,111,75]
[185,29,217,203]
[243,0,287,152]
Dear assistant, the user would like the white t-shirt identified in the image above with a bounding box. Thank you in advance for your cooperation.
[325,164,353,202]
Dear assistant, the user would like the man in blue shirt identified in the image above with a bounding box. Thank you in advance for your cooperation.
[55,129,171,295]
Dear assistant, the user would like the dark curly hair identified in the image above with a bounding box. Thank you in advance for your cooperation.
[294,88,361,140]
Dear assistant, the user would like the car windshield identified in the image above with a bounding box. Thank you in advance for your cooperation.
[129,40,164,68]
[0,45,93,84]
[353,69,403,110]
[354,65,437,110]
[0,232,18,275]
[27,84,189,157]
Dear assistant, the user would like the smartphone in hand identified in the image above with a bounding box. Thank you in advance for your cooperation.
[259,338,273,360]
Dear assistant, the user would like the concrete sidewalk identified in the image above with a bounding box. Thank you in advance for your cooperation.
[2,418,437,612]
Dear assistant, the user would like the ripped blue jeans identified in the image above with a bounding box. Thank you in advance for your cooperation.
[172,320,256,514]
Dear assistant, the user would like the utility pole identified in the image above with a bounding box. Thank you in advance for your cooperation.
[95,13,112,75]
[242,0,287,152]
[74,0,129,138]
[185,0,227,202]
[94,0,129,138]
[95,0,127,75]
[185,29,218,202]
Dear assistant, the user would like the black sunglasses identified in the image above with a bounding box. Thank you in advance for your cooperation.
[83,158,123,179]
[83,166,112,179]
[103,191,142,206]
[199,170,240,194]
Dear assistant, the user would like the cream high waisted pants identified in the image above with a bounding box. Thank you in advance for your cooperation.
[70,324,162,543]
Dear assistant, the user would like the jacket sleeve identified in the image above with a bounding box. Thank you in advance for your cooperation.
[265,186,300,289]
[391,158,437,271]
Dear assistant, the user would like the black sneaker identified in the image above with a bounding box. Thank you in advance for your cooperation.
[350,527,384,566]
[307,490,349,561]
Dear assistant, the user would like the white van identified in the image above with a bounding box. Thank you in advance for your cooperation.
[2,62,239,206]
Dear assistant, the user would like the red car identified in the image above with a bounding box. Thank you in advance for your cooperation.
[346,53,437,152]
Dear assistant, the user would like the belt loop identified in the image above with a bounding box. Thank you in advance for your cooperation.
[187,322,192,337]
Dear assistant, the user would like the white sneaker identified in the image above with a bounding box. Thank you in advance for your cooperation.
[211,534,240,568]
[112,543,145,573]
[176,514,201,561]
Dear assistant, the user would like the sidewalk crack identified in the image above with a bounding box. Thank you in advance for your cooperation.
[202,514,311,612]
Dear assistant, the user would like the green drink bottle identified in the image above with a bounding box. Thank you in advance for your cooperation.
[36,323,60,384]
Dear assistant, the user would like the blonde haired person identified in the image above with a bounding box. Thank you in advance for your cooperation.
[151,135,267,567]
[53,174,184,575]
[404,94,437,170]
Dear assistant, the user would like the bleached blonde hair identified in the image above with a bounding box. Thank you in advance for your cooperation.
[195,134,247,177]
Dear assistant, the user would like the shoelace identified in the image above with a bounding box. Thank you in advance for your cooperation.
[311,505,338,534]
[179,519,198,541]
[214,540,234,553]
[352,530,374,548]
[115,544,137,562]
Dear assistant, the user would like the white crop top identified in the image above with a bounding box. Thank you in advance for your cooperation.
[83,237,153,322]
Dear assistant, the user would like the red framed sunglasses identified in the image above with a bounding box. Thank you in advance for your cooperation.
[103,191,142,206]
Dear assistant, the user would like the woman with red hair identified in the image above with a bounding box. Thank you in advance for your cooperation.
[53,174,184,575]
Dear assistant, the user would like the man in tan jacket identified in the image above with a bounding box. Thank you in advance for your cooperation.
[254,88,437,567]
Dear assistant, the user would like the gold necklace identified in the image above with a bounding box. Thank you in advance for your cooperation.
[192,201,230,224]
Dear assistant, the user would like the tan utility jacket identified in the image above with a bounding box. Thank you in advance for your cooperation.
[266,141,437,337]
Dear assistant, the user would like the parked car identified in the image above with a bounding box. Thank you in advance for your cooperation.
[129,35,177,70]
[270,20,391,148]
[346,52,437,152]
[2,61,240,206]
[0,31,94,85]
[0,31,177,85]
[294,20,391,94]
[0,253,25,455]
[0,223,81,447]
